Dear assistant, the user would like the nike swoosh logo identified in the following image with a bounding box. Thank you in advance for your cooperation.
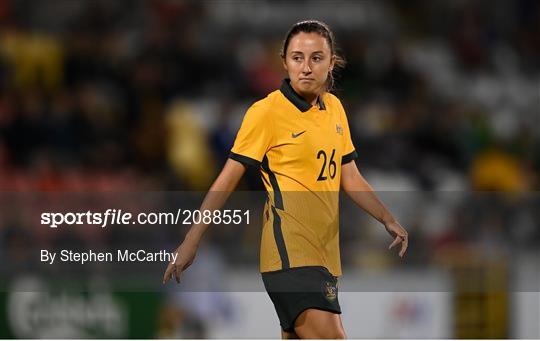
[292,130,306,138]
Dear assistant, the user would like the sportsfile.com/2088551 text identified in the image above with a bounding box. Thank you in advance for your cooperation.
[40,209,251,228]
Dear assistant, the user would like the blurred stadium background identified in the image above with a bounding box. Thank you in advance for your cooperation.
[0,0,538,338]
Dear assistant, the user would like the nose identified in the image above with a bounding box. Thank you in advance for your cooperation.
[302,60,312,74]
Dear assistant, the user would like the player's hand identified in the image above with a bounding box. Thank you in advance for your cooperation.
[385,221,408,258]
[162,237,198,284]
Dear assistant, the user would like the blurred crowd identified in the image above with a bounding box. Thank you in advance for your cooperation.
[0,0,539,268]
[0,0,538,192]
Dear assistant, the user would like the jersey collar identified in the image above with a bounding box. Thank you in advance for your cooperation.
[279,79,326,112]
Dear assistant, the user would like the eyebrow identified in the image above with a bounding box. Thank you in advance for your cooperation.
[290,50,324,54]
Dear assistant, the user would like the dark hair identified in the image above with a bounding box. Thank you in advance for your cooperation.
[280,20,346,91]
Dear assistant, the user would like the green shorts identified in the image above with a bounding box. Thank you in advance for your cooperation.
[261,266,341,332]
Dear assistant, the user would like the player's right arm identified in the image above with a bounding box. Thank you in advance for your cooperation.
[162,158,246,284]
[163,101,271,284]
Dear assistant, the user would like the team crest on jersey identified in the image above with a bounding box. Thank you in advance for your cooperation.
[324,281,337,301]
[336,124,343,135]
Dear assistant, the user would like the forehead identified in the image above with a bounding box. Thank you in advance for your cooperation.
[287,32,330,54]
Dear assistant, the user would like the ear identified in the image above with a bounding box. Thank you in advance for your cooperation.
[282,57,288,71]
[329,54,336,72]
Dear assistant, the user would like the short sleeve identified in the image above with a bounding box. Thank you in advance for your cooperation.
[229,103,272,167]
[339,102,358,165]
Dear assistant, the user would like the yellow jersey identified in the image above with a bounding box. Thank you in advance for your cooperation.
[230,79,357,276]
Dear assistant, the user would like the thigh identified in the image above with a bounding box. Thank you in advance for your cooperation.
[294,308,346,339]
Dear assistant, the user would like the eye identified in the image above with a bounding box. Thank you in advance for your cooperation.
[312,56,322,62]
[292,56,302,62]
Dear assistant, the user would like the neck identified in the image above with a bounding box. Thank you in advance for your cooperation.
[302,93,319,106]
[290,83,321,107]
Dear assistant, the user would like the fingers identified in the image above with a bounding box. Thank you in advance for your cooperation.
[162,261,183,284]
[163,244,193,285]
[162,262,174,284]
[388,236,401,250]
[175,264,181,283]
[399,236,408,258]
[388,232,408,258]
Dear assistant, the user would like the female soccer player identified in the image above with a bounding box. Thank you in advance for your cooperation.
[163,20,408,339]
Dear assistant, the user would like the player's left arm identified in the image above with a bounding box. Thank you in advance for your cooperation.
[341,161,408,257]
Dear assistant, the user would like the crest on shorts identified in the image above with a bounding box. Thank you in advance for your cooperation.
[324,281,337,301]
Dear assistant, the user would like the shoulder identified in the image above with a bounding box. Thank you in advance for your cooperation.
[245,90,281,118]
[323,92,346,113]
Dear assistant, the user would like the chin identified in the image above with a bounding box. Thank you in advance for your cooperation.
[296,81,317,93]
